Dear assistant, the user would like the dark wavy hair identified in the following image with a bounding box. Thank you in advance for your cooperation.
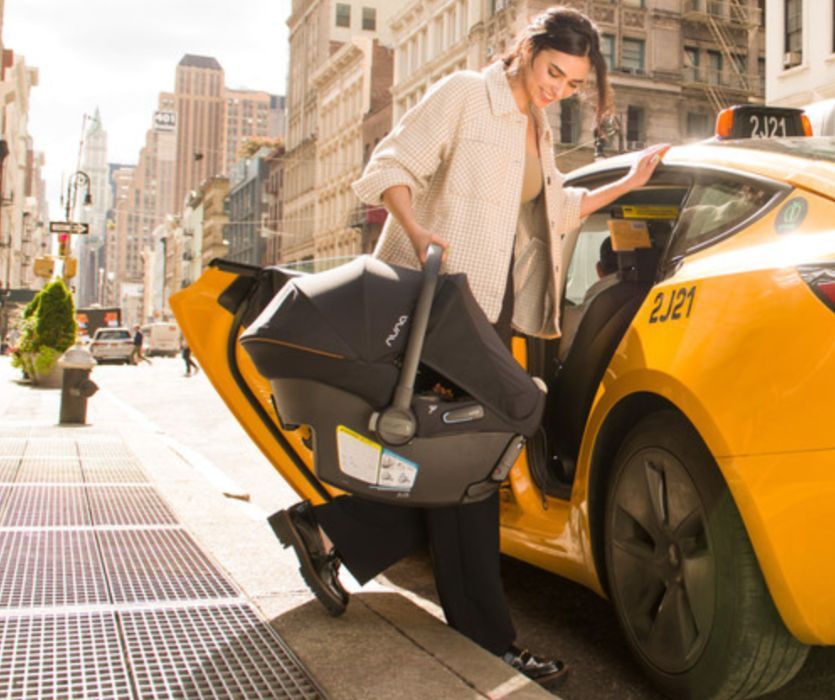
[501,6,614,127]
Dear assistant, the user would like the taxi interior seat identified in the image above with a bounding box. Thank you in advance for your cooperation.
[543,246,660,485]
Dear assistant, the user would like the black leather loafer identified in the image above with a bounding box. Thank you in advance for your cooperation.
[502,644,569,687]
[269,501,349,617]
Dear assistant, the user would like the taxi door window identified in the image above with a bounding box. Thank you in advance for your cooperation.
[565,213,611,306]
[668,179,775,259]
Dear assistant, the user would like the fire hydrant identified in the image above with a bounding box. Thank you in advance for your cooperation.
[58,344,99,424]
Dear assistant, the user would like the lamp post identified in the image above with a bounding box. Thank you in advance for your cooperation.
[58,171,93,274]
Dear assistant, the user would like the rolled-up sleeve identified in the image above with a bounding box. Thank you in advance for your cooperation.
[352,73,465,206]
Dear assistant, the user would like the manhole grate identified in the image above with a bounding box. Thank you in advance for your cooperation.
[22,438,77,459]
[120,604,322,699]
[99,529,238,603]
[87,486,177,526]
[81,458,148,484]
[0,458,20,482]
[0,612,132,699]
[0,439,25,457]
[17,457,83,483]
[0,530,108,607]
[0,486,91,528]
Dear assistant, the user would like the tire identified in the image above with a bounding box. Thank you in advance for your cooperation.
[604,410,809,700]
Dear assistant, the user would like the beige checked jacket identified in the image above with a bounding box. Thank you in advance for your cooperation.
[352,61,588,338]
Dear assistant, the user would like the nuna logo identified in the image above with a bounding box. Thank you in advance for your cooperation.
[385,315,409,348]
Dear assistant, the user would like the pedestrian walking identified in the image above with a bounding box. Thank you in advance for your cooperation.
[130,325,152,365]
[272,5,667,688]
[181,339,199,376]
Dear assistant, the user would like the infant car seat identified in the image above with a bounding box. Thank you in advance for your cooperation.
[240,246,545,506]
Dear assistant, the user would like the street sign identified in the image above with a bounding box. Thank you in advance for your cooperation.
[49,221,89,235]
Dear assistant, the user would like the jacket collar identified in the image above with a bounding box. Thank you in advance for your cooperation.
[484,61,548,132]
[484,61,523,118]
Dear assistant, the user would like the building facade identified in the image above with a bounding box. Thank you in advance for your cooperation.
[388,0,765,173]
[765,0,835,109]
[199,176,230,267]
[0,50,40,291]
[263,145,286,266]
[173,55,225,213]
[225,148,270,266]
[223,88,285,173]
[283,0,404,265]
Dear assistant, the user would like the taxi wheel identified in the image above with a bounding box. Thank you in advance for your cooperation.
[604,411,808,700]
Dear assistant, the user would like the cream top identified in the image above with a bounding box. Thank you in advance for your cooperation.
[520,144,543,204]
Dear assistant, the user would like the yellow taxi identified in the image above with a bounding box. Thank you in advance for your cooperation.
[171,105,835,700]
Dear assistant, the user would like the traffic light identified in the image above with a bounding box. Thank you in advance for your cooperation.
[33,256,55,279]
[58,233,70,257]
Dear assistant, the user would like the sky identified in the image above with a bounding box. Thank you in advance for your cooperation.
[4,0,291,219]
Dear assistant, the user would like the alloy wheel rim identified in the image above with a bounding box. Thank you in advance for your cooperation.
[609,446,716,673]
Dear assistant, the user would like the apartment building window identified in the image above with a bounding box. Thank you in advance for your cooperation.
[684,46,699,82]
[784,0,803,66]
[601,34,615,70]
[362,7,376,31]
[621,38,645,73]
[622,0,645,6]
[336,3,351,28]
[560,98,580,144]
[626,105,645,147]
[708,50,723,85]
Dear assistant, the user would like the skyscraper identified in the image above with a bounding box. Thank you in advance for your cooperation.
[223,88,284,173]
[78,108,110,306]
[173,55,224,212]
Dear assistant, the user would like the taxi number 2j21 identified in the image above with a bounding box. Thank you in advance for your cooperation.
[649,286,696,324]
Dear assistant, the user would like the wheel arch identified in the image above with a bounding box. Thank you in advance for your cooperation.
[587,393,694,597]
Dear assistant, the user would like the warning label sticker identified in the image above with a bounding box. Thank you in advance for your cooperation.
[336,426,381,485]
[377,450,419,491]
[335,426,418,492]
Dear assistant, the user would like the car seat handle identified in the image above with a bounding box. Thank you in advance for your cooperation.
[391,244,443,412]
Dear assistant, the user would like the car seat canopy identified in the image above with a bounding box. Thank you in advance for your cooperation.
[241,256,542,436]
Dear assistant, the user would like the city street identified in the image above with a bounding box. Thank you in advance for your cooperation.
[84,357,835,700]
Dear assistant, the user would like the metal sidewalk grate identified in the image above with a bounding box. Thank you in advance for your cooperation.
[0,439,26,457]
[22,438,77,459]
[0,612,132,699]
[120,604,322,699]
[0,458,20,482]
[99,528,238,603]
[0,486,91,528]
[87,486,177,526]
[81,458,148,484]
[77,440,133,462]
[0,530,108,607]
[17,457,83,483]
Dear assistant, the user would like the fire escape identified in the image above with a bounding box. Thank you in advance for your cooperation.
[682,0,764,113]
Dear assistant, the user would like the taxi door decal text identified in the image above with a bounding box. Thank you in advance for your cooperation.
[649,286,697,324]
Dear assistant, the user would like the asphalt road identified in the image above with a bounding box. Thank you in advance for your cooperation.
[92,357,835,700]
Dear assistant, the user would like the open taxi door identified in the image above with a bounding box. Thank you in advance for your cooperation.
[170,259,335,505]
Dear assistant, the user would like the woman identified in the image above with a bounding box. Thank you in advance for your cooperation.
[272,6,667,686]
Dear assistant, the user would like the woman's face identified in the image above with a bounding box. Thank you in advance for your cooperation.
[524,48,590,109]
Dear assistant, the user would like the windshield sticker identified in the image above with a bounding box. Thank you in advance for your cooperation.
[775,197,808,234]
[376,450,419,491]
[336,426,381,484]
[649,286,697,324]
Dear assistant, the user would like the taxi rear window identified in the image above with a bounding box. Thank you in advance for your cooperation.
[666,177,782,261]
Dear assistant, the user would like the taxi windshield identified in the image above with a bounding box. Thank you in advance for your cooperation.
[724,137,835,162]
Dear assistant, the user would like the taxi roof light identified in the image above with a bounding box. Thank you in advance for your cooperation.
[714,105,810,140]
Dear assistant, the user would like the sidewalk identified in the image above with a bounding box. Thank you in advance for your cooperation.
[0,359,554,699]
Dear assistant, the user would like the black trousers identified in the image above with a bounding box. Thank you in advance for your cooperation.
[312,266,517,656]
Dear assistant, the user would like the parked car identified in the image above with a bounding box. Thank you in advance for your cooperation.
[140,322,179,357]
[89,327,133,364]
[171,105,835,700]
